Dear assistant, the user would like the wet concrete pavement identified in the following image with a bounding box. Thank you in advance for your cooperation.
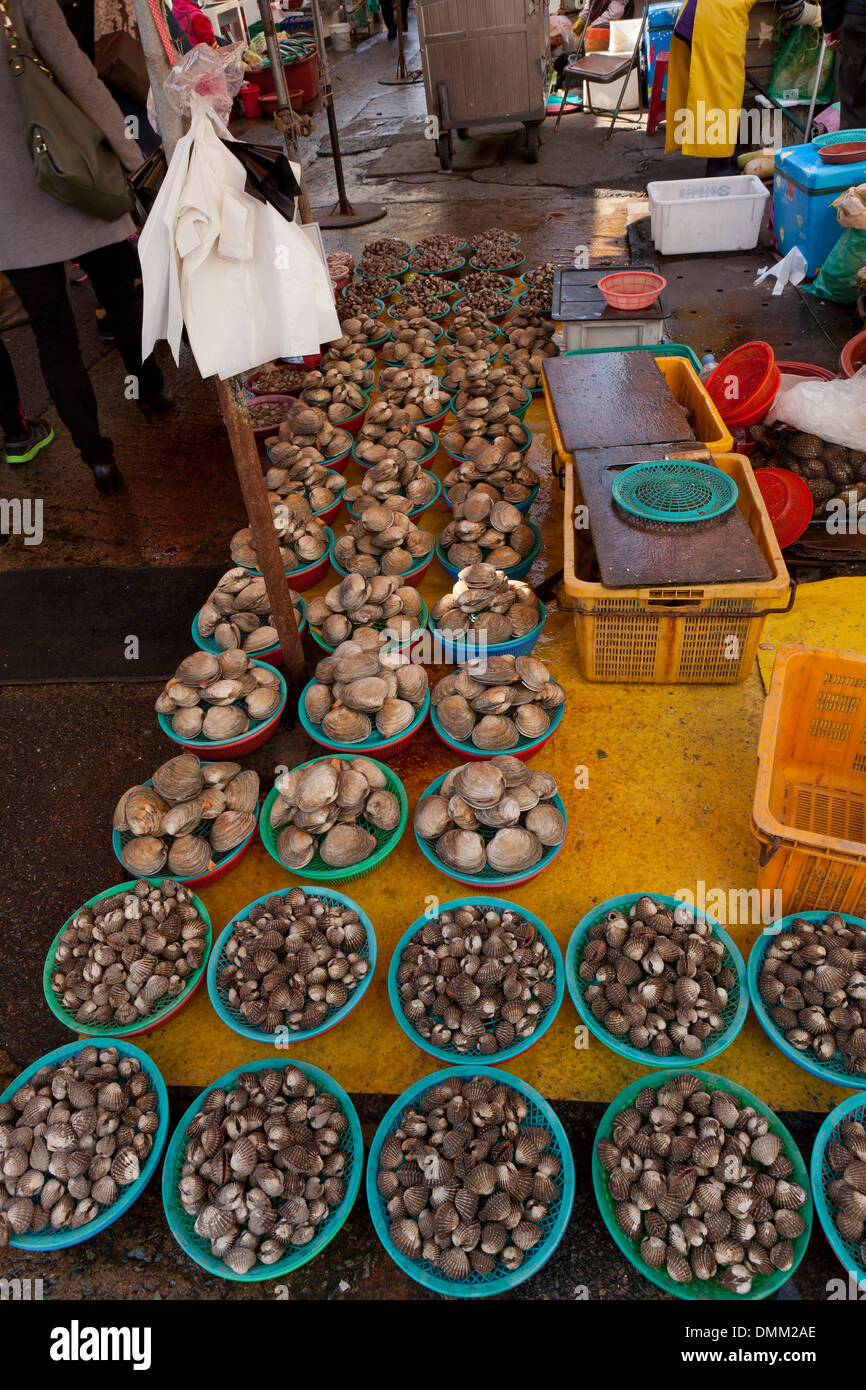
[0,15,861,1301]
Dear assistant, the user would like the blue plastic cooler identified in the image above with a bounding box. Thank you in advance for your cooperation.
[644,2,680,101]
[774,141,866,277]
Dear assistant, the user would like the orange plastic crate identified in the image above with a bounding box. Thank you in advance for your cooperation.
[753,646,866,915]
[562,453,792,684]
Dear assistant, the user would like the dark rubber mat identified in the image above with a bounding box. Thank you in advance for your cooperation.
[0,564,227,684]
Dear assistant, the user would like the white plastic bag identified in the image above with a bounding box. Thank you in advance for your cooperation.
[753,246,807,297]
[766,365,866,449]
[139,100,340,379]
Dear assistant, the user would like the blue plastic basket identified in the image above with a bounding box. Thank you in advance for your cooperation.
[427,602,548,663]
[566,893,749,1069]
[811,1090,866,1290]
[299,685,430,755]
[442,480,539,516]
[436,520,541,582]
[1,1040,168,1250]
[346,471,441,521]
[366,1065,574,1297]
[430,696,564,761]
[111,773,259,886]
[612,461,738,524]
[157,661,288,752]
[593,1069,812,1301]
[387,897,564,1064]
[748,911,866,1090]
[207,884,376,1043]
[414,770,566,889]
[190,597,307,663]
[162,1058,362,1282]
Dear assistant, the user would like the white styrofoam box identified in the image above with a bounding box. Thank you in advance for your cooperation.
[562,318,665,350]
[647,175,771,255]
[608,17,644,51]
[583,68,640,111]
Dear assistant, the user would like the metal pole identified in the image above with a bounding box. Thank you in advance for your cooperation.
[309,0,386,226]
[133,0,307,686]
[257,0,312,221]
[379,0,422,86]
[803,35,827,143]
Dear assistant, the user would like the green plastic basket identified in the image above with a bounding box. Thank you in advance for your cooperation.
[260,756,408,884]
[612,460,738,524]
[566,892,749,1069]
[43,881,212,1039]
[161,1058,362,1281]
[1,1040,168,1250]
[366,1065,574,1297]
[811,1091,866,1291]
[562,342,703,373]
[593,1069,813,1300]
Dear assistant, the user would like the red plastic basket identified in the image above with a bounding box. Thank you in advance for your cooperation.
[597,271,667,311]
[706,341,778,426]
[840,329,866,379]
[754,467,814,548]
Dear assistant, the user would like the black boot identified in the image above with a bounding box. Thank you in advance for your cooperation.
[88,457,125,493]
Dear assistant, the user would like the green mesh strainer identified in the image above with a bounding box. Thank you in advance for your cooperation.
[612,461,738,524]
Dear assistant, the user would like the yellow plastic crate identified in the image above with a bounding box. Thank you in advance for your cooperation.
[753,646,866,915]
[562,452,792,684]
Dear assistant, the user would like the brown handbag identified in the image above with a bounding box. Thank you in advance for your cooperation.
[94,28,150,107]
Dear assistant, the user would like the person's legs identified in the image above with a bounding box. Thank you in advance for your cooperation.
[78,240,164,406]
[839,12,866,130]
[0,338,26,441]
[379,0,397,37]
[5,262,115,468]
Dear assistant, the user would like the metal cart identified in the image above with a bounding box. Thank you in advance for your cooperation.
[416,0,550,170]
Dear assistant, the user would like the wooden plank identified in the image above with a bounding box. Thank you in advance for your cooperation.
[543,352,696,453]
[574,449,772,589]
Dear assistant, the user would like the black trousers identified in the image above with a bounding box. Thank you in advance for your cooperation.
[379,0,408,35]
[839,12,866,131]
[0,338,27,441]
[2,239,162,465]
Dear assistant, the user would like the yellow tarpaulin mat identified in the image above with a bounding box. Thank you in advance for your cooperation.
[757,576,866,692]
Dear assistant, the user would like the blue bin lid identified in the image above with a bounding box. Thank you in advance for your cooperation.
[647,2,682,25]
[775,141,866,191]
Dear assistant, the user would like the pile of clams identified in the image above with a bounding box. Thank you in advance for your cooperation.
[155,650,283,743]
[377,1072,561,1280]
[351,273,398,301]
[439,499,536,572]
[262,456,343,519]
[268,756,403,871]
[578,895,737,1060]
[440,357,523,398]
[432,655,564,750]
[340,284,385,317]
[377,366,452,420]
[414,233,465,257]
[298,372,369,424]
[441,404,529,461]
[333,511,435,578]
[757,912,866,1077]
[519,263,557,311]
[822,1114,866,1268]
[230,513,329,575]
[598,1073,810,1293]
[355,401,437,462]
[197,569,303,656]
[461,271,516,296]
[430,567,542,644]
[51,878,209,1027]
[384,318,441,365]
[364,236,411,259]
[319,341,376,383]
[333,315,389,349]
[216,888,370,1035]
[394,903,558,1055]
[448,307,501,348]
[457,289,514,319]
[265,403,353,466]
[176,1064,352,1272]
[500,312,558,392]
[391,288,450,319]
[304,642,428,745]
[306,573,425,651]
[439,339,499,368]
[444,460,539,512]
[470,229,522,267]
[247,362,307,395]
[114,754,259,878]
[0,1046,159,1244]
[415,757,564,878]
[410,243,464,274]
[345,456,438,519]
[357,251,408,278]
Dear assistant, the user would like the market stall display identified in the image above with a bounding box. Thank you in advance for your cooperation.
[430,656,565,758]
[305,574,426,653]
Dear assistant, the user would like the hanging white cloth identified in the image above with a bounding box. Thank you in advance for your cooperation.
[139,102,339,379]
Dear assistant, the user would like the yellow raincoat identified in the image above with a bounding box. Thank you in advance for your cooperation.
[665,0,759,158]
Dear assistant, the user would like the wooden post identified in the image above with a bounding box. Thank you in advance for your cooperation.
[133,0,309,695]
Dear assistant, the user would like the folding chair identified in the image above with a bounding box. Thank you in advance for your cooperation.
[553,10,649,140]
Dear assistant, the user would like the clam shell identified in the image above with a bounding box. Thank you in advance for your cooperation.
[211,809,256,855]
[167,833,212,878]
[320,823,376,867]
[277,826,315,869]
[202,705,249,741]
[486,827,543,874]
[120,836,167,877]
[152,754,203,804]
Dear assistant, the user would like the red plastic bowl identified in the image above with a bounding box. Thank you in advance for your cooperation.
[171,703,284,760]
[282,552,332,593]
[336,395,371,438]
[431,722,556,763]
[598,271,667,311]
[706,341,777,427]
[754,467,814,548]
[249,394,297,440]
[840,329,866,379]
[776,360,836,383]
